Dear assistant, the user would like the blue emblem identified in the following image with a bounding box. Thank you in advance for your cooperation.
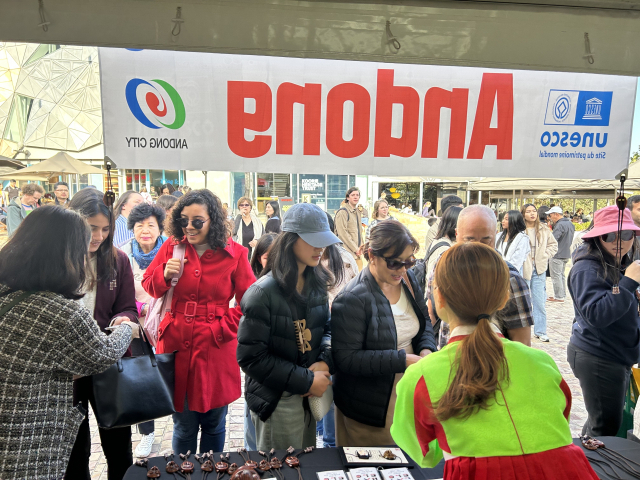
[553,95,571,122]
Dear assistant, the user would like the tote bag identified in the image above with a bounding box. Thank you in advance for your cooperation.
[91,323,176,429]
[144,243,185,347]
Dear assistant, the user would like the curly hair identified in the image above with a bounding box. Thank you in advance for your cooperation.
[22,183,44,196]
[166,189,230,249]
[127,203,166,232]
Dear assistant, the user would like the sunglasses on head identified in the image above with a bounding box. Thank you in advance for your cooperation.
[601,230,635,243]
[179,217,210,230]
[381,255,417,270]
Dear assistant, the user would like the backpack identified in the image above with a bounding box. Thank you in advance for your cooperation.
[410,240,450,302]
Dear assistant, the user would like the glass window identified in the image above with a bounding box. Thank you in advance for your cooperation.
[25,44,60,65]
[149,170,164,196]
[291,174,298,203]
[327,175,349,215]
[232,172,247,216]
[3,95,33,143]
[256,173,290,215]
[299,174,326,211]
[378,182,421,212]
[164,170,180,189]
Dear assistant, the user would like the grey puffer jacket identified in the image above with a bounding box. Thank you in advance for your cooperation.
[331,267,437,428]
[237,273,334,422]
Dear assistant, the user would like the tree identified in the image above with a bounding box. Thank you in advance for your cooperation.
[631,146,639,164]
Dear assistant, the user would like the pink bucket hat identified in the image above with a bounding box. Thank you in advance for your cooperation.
[582,205,640,239]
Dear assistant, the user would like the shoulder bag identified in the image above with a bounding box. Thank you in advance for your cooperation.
[91,321,176,429]
[144,243,186,347]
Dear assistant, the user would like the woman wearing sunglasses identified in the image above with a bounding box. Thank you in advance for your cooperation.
[142,190,255,454]
[232,197,265,260]
[331,220,437,446]
[568,205,640,437]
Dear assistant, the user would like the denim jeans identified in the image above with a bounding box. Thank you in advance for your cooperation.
[244,403,257,451]
[549,257,569,300]
[527,270,548,337]
[316,403,336,448]
[172,397,228,454]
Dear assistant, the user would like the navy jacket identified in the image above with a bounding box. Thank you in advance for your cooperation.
[568,245,640,366]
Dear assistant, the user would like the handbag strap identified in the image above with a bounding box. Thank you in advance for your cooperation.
[133,316,158,368]
[165,243,186,314]
[0,291,32,317]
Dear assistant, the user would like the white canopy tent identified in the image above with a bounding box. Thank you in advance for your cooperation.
[0,0,639,76]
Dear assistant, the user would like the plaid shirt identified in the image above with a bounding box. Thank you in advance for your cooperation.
[426,256,534,349]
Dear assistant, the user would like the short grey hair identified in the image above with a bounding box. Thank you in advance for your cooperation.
[457,205,496,228]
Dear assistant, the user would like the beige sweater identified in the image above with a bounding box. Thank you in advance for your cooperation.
[525,223,558,276]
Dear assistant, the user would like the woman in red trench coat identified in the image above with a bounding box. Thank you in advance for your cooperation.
[143,190,255,454]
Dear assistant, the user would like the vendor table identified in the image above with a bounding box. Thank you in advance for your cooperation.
[124,437,640,480]
[574,436,640,480]
[123,447,445,480]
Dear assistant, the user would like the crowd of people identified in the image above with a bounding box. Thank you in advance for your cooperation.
[1,180,638,480]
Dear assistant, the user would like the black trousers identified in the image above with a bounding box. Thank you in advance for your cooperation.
[64,376,132,480]
[567,342,630,437]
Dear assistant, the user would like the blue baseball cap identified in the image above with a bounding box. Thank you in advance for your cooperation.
[282,203,341,248]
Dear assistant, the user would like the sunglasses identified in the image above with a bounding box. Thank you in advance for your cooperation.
[179,217,210,230]
[381,256,417,270]
[239,203,251,207]
[601,230,635,243]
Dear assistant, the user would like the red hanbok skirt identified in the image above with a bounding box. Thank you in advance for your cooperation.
[443,444,599,480]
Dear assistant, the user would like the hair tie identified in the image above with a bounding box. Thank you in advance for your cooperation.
[477,314,491,321]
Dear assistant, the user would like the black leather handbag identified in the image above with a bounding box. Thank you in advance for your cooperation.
[91,323,176,429]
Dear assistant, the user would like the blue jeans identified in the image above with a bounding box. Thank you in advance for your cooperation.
[316,403,336,448]
[528,270,547,337]
[172,397,228,454]
[244,403,257,451]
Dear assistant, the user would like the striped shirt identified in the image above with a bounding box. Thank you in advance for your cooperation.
[113,214,133,248]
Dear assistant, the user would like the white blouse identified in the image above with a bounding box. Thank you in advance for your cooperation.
[391,288,420,354]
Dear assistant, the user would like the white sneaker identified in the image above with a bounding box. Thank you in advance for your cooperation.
[135,432,155,458]
[538,334,550,342]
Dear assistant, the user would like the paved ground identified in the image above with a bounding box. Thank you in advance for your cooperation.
[87,277,585,479]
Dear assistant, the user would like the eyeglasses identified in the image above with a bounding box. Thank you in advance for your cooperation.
[601,230,635,243]
[55,189,69,193]
[381,256,417,270]
[179,217,210,230]
[239,203,251,208]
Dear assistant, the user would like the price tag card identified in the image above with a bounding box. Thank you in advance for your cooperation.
[379,468,415,480]
[317,471,348,480]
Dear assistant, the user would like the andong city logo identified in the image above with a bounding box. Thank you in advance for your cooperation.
[125,78,186,130]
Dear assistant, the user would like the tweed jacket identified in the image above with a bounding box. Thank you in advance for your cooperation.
[0,286,132,480]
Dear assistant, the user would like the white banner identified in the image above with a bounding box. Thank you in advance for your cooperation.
[99,48,637,179]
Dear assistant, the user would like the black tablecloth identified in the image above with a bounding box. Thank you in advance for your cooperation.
[123,447,445,480]
[574,436,640,480]
[123,437,640,480]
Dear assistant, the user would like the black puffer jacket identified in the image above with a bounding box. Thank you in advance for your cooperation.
[237,272,334,422]
[331,267,437,428]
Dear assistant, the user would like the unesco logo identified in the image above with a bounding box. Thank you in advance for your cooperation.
[553,94,571,122]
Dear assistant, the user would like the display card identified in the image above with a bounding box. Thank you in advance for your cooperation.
[342,448,408,464]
